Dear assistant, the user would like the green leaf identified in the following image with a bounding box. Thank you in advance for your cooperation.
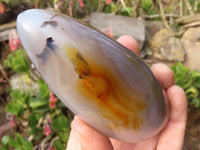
[32,105,50,113]
[15,133,24,144]
[28,127,40,135]
[194,77,200,88]
[53,140,66,150]
[11,90,30,103]
[0,145,9,150]
[171,62,200,107]
[28,114,39,128]
[175,72,192,89]
[186,86,199,98]
[192,98,200,108]
[182,78,193,90]
[13,64,29,73]
[190,70,200,88]
[2,136,10,145]
[27,115,43,138]
[6,90,30,117]
[32,134,43,141]
[190,70,200,79]
[29,97,49,109]
[37,79,50,99]
[6,100,25,116]
[9,133,33,150]
[176,62,188,73]
[3,49,30,73]
[21,139,33,150]
[170,65,176,73]
[58,130,70,142]
[56,101,66,108]
[27,114,43,135]
[52,115,69,131]
[9,137,18,147]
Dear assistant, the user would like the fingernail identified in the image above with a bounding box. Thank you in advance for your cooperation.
[74,129,86,150]
[74,115,79,119]
[70,118,86,150]
[67,129,86,150]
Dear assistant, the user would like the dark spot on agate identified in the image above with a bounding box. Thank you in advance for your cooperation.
[46,37,57,50]
[36,37,58,64]
[50,14,59,20]
[76,53,88,66]
[41,21,58,28]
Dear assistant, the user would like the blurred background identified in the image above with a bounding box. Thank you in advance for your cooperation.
[0,0,200,149]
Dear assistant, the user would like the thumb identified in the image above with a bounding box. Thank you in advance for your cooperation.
[66,117,114,150]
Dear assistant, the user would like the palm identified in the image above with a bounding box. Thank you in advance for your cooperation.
[67,36,187,150]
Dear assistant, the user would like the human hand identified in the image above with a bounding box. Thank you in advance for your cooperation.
[66,35,187,150]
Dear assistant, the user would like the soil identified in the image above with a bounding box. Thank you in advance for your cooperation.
[0,102,6,127]
[0,102,14,139]
[183,108,200,150]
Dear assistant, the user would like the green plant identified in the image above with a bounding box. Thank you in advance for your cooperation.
[0,133,33,150]
[1,49,71,150]
[103,0,134,17]
[6,90,30,117]
[1,78,69,149]
[0,0,54,7]
[171,62,200,107]
[120,5,133,16]
[141,0,156,15]
[104,2,118,14]
[3,49,30,73]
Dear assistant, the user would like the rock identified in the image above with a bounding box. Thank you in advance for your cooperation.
[0,21,16,41]
[181,27,200,72]
[149,28,185,61]
[90,12,145,49]
[145,21,164,43]
[143,21,164,57]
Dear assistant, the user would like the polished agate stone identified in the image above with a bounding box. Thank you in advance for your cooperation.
[17,9,168,142]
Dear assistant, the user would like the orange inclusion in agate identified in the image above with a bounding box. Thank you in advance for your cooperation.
[66,47,146,131]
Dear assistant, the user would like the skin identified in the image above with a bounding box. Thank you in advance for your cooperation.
[66,35,188,150]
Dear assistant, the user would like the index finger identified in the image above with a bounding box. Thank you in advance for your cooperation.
[117,35,175,90]
[117,35,140,56]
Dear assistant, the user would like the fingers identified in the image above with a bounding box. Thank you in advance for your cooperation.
[117,35,187,150]
[67,117,114,150]
[151,62,187,150]
[151,63,175,90]
[167,86,187,123]
[112,36,161,149]
[117,35,140,56]
[119,35,187,150]
[157,85,187,150]
[117,36,175,90]
[110,135,159,150]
